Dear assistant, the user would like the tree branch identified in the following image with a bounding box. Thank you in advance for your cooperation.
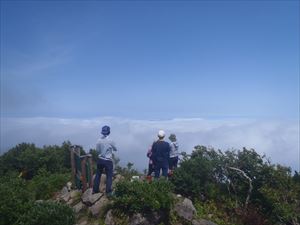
[228,166,253,207]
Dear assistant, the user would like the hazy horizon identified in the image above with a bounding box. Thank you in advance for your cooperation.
[1,116,299,172]
[0,2,299,172]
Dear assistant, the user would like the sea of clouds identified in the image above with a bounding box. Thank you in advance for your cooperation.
[1,117,299,172]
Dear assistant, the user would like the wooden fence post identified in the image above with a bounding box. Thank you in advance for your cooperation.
[88,156,93,188]
[81,157,87,192]
[70,147,76,189]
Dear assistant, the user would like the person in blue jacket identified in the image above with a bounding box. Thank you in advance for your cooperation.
[93,125,117,195]
[151,130,171,178]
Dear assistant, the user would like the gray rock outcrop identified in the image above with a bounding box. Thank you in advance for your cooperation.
[89,195,109,217]
[81,188,103,206]
[174,197,197,221]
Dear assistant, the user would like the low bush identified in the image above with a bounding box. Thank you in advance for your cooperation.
[19,201,75,225]
[28,168,70,200]
[0,175,34,225]
[113,179,174,215]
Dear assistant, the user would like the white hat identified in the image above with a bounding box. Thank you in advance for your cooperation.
[158,130,165,138]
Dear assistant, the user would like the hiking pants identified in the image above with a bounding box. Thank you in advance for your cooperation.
[93,158,113,194]
[169,156,178,170]
[147,163,155,176]
[154,161,169,178]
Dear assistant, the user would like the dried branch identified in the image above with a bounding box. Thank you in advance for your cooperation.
[228,166,253,207]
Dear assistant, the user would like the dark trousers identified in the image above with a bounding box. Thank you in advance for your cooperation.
[147,163,155,176]
[169,156,178,170]
[154,161,169,178]
[93,158,113,194]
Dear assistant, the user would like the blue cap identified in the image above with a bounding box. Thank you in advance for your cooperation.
[101,125,110,136]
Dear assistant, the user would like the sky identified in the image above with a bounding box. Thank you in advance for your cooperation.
[0,1,299,171]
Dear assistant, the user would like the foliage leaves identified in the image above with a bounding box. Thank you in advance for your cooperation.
[113,180,174,215]
[171,145,300,225]
[18,201,75,225]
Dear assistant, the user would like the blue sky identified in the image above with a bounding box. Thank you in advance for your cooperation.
[1,0,299,119]
[0,1,299,171]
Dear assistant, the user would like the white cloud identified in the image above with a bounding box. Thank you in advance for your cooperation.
[0,117,299,172]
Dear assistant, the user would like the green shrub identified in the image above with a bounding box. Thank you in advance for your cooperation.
[0,175,34,225]
[28,168,70,200]
[170,146,225,201]
[19,201,75,225]
[113,180,174,215]
[0,142,73,178]
[195,200,237,225]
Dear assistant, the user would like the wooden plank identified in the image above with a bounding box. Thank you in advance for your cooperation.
[88,156,93,188]
[81,157,87,192]
[70,148,76,189]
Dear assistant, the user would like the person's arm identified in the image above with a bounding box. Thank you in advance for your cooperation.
[96,142,101,154]
[111,141,117,152]
[147,148,152,158]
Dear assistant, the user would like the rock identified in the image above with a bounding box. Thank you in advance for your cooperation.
[75,216,89,225]
[129,213,147,225]
[59,186,71,202]
[92,174,107,193]
[67,181,72,191]
[113,174,124,187]
[61,186,69,196]
[70,189,81,199]
[89,195,109,217]
[130,176,140,182]
[104,209,161,225]
[105,209,116,225]
[67,198,74,206]
[77,221,87,225]
[129,212,161,225]
[192,219,218,225]
[100,174,107,192]
[174,197,196,221]
[81,188,103,206]
[73,201,85,214]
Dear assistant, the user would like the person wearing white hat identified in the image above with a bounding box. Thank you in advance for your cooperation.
[151,130,171,178]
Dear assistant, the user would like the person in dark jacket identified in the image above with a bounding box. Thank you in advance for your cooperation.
[151,130,171,178]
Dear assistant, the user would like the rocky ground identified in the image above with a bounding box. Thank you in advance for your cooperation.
[55,174,218,225]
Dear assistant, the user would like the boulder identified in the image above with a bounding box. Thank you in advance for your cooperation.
[104,210,163,225]
[105,209,116,225]
[89,195,109,217]
[192,219,218,225]
[60,186,71,202]
[73,201,86,214]
[81,188,103,206]
[174,197,196,221]
[100,174,107,193]
[128,213,149,225]
[70,189,81,199]
[113,174,124,187]
[60,186,69,196]
[75,216,89,225]
[93,174,107,193]
[66,198,74,206]
[77,221,87,225]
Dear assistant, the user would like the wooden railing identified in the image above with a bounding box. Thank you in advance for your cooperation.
[70,145,93,192]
